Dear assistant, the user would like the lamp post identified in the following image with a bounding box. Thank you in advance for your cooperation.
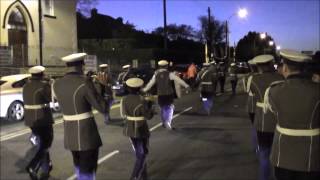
[225,8,248,62]
[38,0,43,65]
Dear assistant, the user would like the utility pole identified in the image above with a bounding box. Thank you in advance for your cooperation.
[163,0,168,52]
[207,7,212,62]
[38,0,43,65]
[225,20,229,63]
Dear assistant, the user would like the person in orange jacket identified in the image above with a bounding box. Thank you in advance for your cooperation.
[187,63,197,89]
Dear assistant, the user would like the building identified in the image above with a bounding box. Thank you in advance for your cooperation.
[0,0,78,76]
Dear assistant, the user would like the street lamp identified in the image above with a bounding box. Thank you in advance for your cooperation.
[237,8,248,19]
[269,41,274,46]
[225,8,248,62]
[260,32,266,39]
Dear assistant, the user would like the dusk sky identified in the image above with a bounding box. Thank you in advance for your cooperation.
[95,0,320,52]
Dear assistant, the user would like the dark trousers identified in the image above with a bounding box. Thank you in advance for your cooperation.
[249,113,257,151]
[257,132,274,180]
[274,167,320,180]
[249,113,255,124]
[28,126,53,172]
[230,79,238,94]
[130,138,149,180]
[71,149,99,173]
[219,77,225,93]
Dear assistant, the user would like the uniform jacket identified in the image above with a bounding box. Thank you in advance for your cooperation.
[143,69,189,96]
[217,65,226,78]
[228,66,238,81]
[208,64,218,80]
[197,67,217,93]
[121,94,154,138]
[53,71,109,151]
[249,71,283,132]
[266,74,320,172]
[244,74,257,114]
[23,77,54,127]
[117,70,134,84]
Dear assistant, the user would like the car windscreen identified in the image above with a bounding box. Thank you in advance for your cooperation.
[0,80,6,86]
[12,78,29,88]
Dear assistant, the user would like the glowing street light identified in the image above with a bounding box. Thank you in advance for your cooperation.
[222,8,248,62]
[260,33,266,39]
[237,8,248,19]
[269,41,274,46]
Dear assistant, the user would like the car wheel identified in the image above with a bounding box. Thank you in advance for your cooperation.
[7,101,24,121]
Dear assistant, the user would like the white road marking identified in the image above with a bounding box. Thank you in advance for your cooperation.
[0,104,121,142]
[66,150,120,180]
[66,106,193,179]
[149,106,193,132]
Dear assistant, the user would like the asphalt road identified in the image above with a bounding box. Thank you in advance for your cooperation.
[0,81,262,180]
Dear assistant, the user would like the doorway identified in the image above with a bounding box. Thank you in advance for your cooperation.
[8,7,28,67]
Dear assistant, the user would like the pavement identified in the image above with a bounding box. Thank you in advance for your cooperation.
[0,80,263,180]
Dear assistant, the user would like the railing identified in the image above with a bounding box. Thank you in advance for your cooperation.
[0,46,13,66]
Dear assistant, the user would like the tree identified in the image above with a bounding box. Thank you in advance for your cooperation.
[197,15,226,44]
[152,24,197,41]
[197,15,227,60]
[235,31,277,62]
[77,0,98,17]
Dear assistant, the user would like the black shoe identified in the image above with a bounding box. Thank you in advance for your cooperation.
[48,163,53,173]
[39,172,50,180]
[26,167,38,180]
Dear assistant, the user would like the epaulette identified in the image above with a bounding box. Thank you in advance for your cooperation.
[270,80,284,87]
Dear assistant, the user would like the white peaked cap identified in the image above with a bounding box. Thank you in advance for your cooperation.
[252,55,274,64]
[99,64,108,68]
[29,66,45,74]
[248,59,256,65]
[122,64,131,69]
[280,49,311,63]
[158,60,169,66]
[125,78,144,88]
[61,53,87,62]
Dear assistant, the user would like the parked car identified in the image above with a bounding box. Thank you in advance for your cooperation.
[0,74,59,121]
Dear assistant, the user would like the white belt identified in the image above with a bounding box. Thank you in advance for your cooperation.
[24,104,49,110]
[201,82,212,85]
[276,124,320,137]
[126,116,145,121]
[63,112,93,121]
[256,102,265,108]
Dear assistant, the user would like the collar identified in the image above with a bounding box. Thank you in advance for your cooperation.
[30,76,43,80]
[286,73,309,80]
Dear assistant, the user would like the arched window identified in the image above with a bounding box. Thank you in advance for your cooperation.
[8,7,26,31]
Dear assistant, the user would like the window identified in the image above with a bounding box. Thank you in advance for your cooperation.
[0,80,7,86]
[43,0,54,16]
[8,8,26,30]
[12,78,29,88]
